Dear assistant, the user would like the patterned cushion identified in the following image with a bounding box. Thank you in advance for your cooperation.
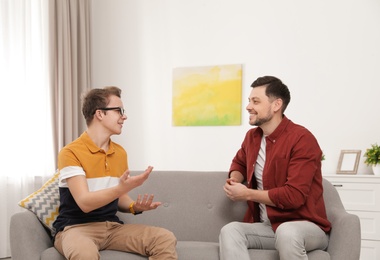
[18,172,60,236]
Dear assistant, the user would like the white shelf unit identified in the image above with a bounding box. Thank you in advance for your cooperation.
[324,175,380,260]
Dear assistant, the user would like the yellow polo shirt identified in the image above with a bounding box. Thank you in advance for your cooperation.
[53,131,128,235]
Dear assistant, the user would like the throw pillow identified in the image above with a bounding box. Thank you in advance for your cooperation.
[18,172,60,236]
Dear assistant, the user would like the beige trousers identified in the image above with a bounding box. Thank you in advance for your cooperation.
[54,221,177,260]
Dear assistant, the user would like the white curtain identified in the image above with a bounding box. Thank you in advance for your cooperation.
[0,0,91,257]
[0,0,55,257]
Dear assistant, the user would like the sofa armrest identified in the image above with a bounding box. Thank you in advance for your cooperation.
[10,210,54,260]
[327,210,361,260]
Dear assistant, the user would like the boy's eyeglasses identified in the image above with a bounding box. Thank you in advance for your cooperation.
[98,107,125,116]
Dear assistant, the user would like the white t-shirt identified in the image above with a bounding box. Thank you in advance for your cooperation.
[254,135,270,225]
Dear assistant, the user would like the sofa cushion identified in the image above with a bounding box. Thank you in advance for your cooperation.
[177,241,219,260]
[18,172,60,236]
[41,241,220,260]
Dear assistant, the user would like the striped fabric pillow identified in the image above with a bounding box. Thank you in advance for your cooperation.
[18,172,60,236]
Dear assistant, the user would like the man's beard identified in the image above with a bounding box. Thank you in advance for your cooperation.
[249,112,273,126]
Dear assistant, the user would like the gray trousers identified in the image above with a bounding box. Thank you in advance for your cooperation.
[219,221,329,260]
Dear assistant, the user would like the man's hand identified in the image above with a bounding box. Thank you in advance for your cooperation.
[226,176,240,185]
[223,179,249,201]
[224,179,275,206]
[119,166,153,193]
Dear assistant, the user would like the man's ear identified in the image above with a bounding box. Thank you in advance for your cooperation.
[273,98,283,113]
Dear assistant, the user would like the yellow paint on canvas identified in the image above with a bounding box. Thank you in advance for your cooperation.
[172,64,242,126]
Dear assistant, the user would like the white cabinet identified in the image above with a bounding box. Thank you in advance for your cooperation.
[324,175,380,260]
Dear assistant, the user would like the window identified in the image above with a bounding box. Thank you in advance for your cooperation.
[0,0,55,178]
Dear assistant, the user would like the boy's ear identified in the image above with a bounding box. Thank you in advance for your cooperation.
[95,110,104,120]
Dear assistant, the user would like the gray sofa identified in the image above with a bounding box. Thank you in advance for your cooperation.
[10,171,361,260]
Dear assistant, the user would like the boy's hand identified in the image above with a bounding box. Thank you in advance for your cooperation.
[133,194,162,212]
[119,166,153,192]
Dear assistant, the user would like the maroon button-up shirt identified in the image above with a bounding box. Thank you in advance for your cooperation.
[230,116,331,233]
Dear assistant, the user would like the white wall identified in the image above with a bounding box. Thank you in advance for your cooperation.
[90,0,380,175]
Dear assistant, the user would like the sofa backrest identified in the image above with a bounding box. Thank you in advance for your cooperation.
[321,178,345,220]
[119,171,247,243]
[120,171,344,244]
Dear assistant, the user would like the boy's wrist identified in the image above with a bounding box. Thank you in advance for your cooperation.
[129,201,142,215]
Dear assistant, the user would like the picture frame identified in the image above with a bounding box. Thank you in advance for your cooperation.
[336,150,361,174]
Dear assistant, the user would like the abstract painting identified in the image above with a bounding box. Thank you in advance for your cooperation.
[172,64,242,126]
